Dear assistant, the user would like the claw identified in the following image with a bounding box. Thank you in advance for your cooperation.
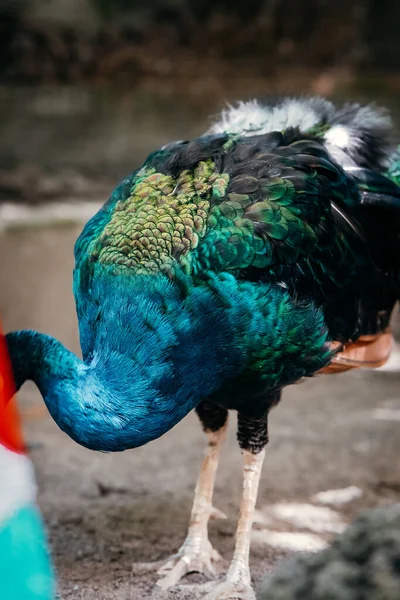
[156,557,193,590]
[153,537,223,591]
[202,580,256,600]
[176,580,256,600]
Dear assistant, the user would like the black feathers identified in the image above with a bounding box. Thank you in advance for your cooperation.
[158,135,228,177]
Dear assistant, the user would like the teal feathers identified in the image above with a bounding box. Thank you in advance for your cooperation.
[6,97,400,450]
[388,145,400,187]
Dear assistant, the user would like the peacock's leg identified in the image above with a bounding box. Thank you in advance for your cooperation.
[201,406,274,600]
[201,449,265,599]
[155,401,228,590]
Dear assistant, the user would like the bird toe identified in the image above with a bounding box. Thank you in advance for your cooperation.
[202,580,256,600]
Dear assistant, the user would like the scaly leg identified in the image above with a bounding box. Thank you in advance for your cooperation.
[155,414,228,590]
[201,448,265,600]
[197,407,274,600]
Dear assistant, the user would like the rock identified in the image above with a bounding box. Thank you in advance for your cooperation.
[258,504,400,600]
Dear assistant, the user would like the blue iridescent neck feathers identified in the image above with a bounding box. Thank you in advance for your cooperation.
[6,271,331,450]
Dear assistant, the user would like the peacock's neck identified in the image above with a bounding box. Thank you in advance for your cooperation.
[5,330,80,393]
[6,274,247,451]
[5,330,102,447]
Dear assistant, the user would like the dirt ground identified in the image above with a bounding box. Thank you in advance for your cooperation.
[1,225,400,600]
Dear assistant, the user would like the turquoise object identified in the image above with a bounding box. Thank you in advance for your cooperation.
[0,506,55,600]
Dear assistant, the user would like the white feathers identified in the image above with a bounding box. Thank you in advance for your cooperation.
[321,103,392,170]
[325,125,352,150]
[208,100,273,135]
[207,96,392,171]
[207,98,324,137]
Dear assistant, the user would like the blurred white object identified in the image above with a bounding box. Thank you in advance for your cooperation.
[372,408,400,421]
[0,201,101,232]
[252,529,328,552]
[313,486,363,505]
[261,502,346,534]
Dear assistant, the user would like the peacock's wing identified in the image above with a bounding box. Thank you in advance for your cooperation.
[190,136,361,286]
[73,134,370,285]
[188,133,400,341]
[74,133,400,323]
[74,170,140,273]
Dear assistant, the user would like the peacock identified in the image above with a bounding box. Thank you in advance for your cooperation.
[5,97,400,600]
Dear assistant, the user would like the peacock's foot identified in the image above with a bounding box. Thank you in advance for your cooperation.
[176,579,256,600]
[154,536,224,590]
[202,579,256,600]
[190,560,256,600]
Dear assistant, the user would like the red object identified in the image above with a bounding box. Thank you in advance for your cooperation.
[0,327,25,454]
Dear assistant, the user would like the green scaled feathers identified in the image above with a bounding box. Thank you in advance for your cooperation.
[194,193,270,273]
[89,160,229,276]
[193,167,330,274]
[82,134,352,283]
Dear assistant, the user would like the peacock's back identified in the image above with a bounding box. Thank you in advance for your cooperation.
[74,97,400,346]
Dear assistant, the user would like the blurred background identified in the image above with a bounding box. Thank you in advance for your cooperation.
[0,2,399,599]
[1,0,400,193]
